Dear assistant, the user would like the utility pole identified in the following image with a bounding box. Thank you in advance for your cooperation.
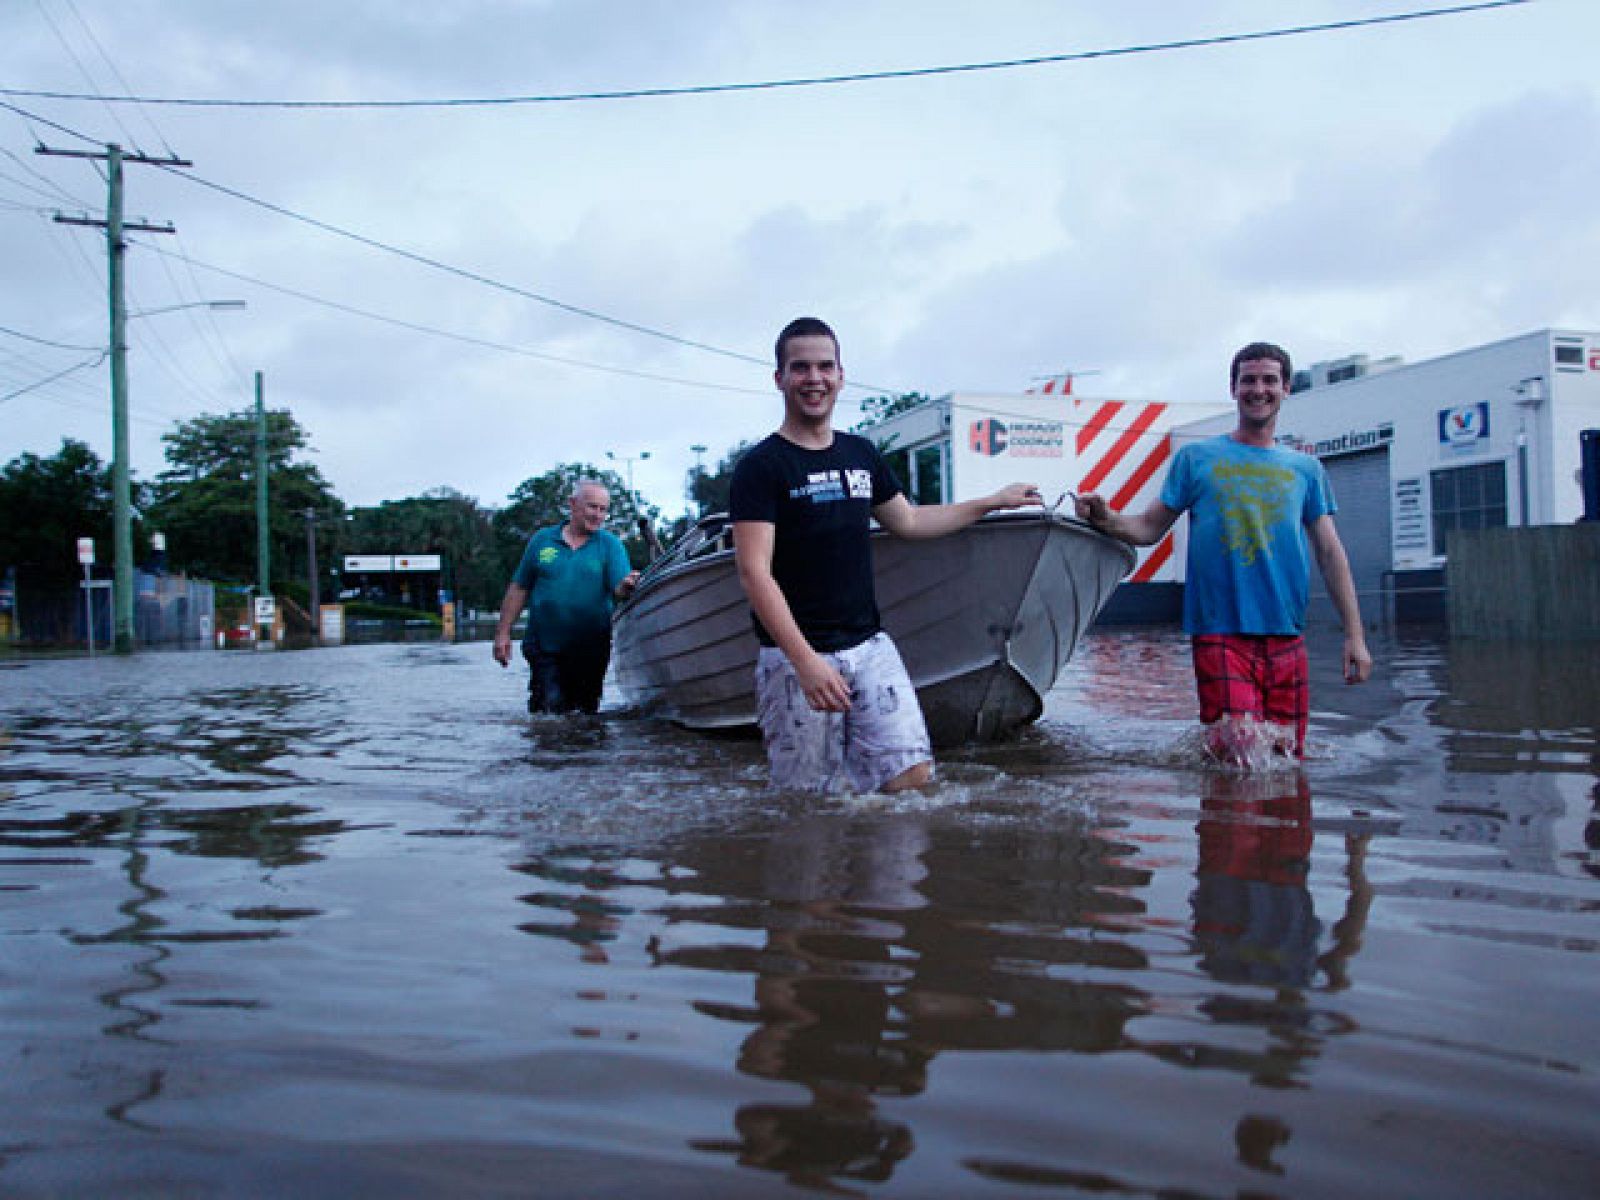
[43,142,190,653]
[304,507,320,645]
[255,371,271,628]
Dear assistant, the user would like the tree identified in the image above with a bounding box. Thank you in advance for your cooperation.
[147,408,342,588]
[345,488,501,612]
[0,439,150,589]
[852,391,931,434]
[492,463,662,570]
[685,439,755,519]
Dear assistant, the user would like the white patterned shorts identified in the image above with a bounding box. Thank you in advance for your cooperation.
[755,631,933,793]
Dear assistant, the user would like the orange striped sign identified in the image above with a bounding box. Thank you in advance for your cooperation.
[1074,397,1177,582]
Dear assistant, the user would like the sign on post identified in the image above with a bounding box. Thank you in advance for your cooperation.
[77,537,95,566]
[254,596,277,624]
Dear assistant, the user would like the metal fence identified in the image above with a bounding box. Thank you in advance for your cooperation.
[5,571,217,648]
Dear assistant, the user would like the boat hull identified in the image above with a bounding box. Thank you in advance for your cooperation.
[610,512,1134,747]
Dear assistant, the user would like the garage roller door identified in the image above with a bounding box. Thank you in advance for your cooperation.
[1311,447,1390,623]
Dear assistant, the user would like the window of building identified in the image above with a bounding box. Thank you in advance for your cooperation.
[910,443,945,505]
[1554,343,1584,368]
[884,443,946,505]
[1431,460,1507,555]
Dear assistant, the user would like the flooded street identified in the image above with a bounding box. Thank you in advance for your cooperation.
[2,627,1597,1198]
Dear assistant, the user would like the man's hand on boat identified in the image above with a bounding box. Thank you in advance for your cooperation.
[797,651,853,712]
[992,482,1044,510]
[1073,492,1112,528]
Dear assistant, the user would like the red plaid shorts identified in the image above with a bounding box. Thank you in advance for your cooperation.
[1191,634,1309,755]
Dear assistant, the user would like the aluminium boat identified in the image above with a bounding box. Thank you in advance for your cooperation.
[609,510,1135,746]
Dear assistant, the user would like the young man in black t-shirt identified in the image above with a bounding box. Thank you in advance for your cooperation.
[730,317,1041,793]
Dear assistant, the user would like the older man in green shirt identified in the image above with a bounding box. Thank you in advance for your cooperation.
[493,479,639,714]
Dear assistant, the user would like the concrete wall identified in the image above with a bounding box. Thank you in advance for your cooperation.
[1447,524,1600,639]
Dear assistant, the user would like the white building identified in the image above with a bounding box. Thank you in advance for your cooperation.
[868,329,1600,623]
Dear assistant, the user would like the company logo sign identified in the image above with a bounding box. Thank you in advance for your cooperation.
[1438,403,1490,446]
[1279,423,1393,459]
[970,418,1007,456]
[968,418,1064,458]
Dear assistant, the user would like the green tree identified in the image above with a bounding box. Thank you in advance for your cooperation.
[0,439,147,588]
[147,408,342,588]
[345,488,501,611]
[686,439,755,518]
[493,463,662,570]
[852,391,930,434]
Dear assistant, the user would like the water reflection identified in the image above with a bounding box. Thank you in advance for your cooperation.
[505,769,1388,1193]
[512,808,1157,1191]
[0,681,358,1137]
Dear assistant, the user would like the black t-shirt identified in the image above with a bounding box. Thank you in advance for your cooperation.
[729,431,903,652]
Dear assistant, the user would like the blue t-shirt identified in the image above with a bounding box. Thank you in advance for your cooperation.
[1161,435,1335,635]
[512,525,632,653]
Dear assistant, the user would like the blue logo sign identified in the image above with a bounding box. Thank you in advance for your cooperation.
[1438,403,1490,446]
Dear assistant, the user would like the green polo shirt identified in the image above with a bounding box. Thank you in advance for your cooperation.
[513,525,631,653]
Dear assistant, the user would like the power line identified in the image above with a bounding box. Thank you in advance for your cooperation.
[134,241,776,397]
[0,97,103,146]
[0,321,101,351]
[160,167,904,392]
[0,350,106,404]
[0,3,1530,109]
[0,144,91,206]
[163,167,781,371]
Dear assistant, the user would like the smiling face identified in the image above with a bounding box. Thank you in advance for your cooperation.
[775,333,843,429]
[1232,357,1287,433]
[568,483,611,536]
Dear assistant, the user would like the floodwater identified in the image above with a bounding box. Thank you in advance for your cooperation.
[1,627,1596,1199]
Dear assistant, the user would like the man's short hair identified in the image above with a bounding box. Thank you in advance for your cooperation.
[774,317,840,370]
[570,477,609,502]
[1231,342,1292,387]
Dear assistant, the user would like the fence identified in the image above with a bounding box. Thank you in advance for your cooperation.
[6,571,217,648]
[1447,524,1600,640]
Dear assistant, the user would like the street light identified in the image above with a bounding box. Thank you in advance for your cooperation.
[109,298,246,651]
[606,449,651,499]
[127,299,247,319]
[690,444,708,515]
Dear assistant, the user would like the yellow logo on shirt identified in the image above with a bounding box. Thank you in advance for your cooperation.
[538,546,560,565]
[1212,461,1295,566]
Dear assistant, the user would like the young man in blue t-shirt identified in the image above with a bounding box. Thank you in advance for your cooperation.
[492,479,639,713]
[730,317,1041,793]
[1075,342,1372,763]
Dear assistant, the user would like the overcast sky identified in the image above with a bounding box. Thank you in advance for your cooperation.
[3,0,1595,519]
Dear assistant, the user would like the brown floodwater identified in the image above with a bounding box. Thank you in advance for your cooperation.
[1,626,1596,1198]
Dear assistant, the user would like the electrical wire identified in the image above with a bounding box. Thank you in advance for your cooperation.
[134,240,776,397]
[0,321,100,351]
[0,2,1530,109]
[0,350,106,404]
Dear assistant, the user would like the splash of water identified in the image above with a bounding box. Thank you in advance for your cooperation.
[1176,713,1302,774]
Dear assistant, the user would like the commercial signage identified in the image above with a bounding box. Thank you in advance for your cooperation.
[1392,477,1429,554]
[967,417,1065,458]
[1280,422,1394,459]
[1438,403,1490,446]
[343,554,442,573]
